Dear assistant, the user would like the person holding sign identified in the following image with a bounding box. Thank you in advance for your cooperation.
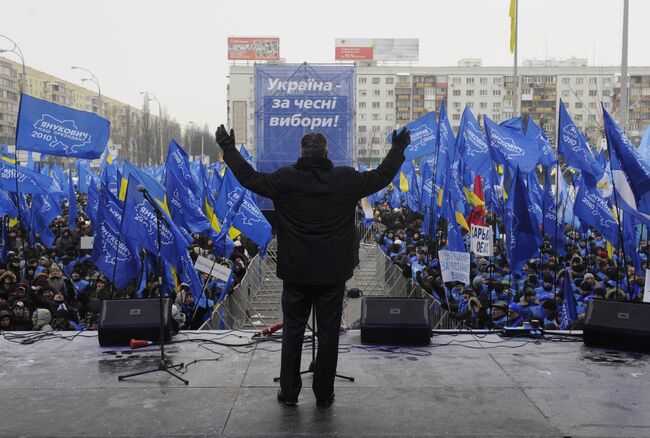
[215,125,409,407]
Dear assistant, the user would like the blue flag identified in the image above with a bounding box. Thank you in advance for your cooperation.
[92,188,141,289]
[525,118,557,168]
[68,168,78,230]
[542,169,565,255]
[484,116,540,174]
[505,167,540,274]
[0,189,18,218]
[560,271,578,330]
[165,141,212,234]
[558,100,604,179]
[123,175,191,267]
[86,181,100,228]
[0,160,53,195]
[215,169,272,253]
[76,160,98,194]
[419,156,435,211]
[30,192,62,247]
[456,106,491,175]
[15,94,110,159]
[573,174,618,245]
[387,111,438,160]
[604,105,650,226]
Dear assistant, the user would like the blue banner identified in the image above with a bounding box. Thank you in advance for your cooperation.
[16,94,110,159]
[255,64,354,209]
[558,100,604,180]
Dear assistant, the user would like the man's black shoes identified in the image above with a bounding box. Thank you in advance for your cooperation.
[277,389,298,406]
[316,393,335,409]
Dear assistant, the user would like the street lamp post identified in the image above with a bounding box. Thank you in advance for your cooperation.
[0,35,26,94]
[141,91,163,163]
[71,66,102,116]
[188,121,195,158]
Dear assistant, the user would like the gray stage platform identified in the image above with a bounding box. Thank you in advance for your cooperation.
[0,330,649,437]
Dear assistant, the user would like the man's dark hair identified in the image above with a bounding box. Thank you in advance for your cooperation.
[300,132,327,158]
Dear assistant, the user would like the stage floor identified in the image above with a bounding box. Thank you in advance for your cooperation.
[1,330,649,437]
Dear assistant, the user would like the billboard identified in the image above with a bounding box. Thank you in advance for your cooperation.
[255,64,355,209]
[335,38,419,61]
[228,37,280,60]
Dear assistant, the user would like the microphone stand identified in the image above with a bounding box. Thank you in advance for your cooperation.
[118,186,188,385]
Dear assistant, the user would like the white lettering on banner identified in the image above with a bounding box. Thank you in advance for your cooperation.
[267,79,333,93]
[407,124,435,153]
[580,190,615,228]
[133,201,173,245]
[562,123,593,163]
[0,168,29,184]
[194,255,231,281]
[464,123,488,156]
[470,224,493,257]
[268,115,339,129]
[32,114,92,154]
[294,98,337,110]
[491,130,524,160]
[438,250,470,285]
[100,223,133,265]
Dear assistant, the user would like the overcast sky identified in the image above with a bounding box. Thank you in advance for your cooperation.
[3,0,649,129]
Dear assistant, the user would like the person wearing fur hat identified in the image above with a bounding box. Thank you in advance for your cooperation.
[0,271,17,295]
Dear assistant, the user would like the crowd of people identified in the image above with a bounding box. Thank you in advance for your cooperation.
[370,197,646,330]
[0,190,256,333]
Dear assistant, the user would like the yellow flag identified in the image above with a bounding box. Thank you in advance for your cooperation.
[464,187,485,207]
[399,171,409,192]
[455,211,470,232]
[606,241,615,259]
[509,0,516,53]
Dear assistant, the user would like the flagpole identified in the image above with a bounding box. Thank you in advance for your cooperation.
[620,0,630,132]
[604,114,631,298]
[513,0,519,118]
[553,163,560,301]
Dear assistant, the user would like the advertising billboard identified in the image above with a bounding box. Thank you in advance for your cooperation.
[255,64,355,209]
[228,37,280,61]
[335,38,419,61]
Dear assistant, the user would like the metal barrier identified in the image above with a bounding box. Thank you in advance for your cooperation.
[200,244,276,330]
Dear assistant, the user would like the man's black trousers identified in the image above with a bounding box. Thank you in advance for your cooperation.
[280,281,345,401]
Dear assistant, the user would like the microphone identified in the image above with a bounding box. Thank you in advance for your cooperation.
[136,184,147,193]
[261,322,283,336]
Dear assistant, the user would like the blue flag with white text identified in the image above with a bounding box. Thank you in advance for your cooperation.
[387,111,438,160]
[16,94,110,159]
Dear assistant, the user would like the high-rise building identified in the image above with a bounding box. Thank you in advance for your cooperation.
[227,59,650,164]
[0,56,169,164]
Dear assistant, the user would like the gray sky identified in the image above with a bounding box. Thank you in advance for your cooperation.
[4,0,649,129]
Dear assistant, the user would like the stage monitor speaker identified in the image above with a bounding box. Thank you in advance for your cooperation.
[583,299,650,352]
[98,298,172,346]
[360,297,431,345]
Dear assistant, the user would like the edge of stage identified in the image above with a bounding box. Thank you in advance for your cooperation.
[0,329,649,437]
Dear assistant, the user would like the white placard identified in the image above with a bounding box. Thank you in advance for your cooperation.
[194,255,231,281]
[438,249,470,285]
[80,236,94,250]
[470,224,493,257]
[644,269,650,303]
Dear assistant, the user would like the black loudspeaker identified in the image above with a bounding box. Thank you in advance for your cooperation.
[98,298,172,346]
[583,299,650,352]
[360,297,431,345]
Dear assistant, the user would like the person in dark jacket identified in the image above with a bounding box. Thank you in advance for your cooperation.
[216,124,409,407]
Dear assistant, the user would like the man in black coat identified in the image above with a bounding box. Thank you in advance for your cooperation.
[216,125,409,407]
